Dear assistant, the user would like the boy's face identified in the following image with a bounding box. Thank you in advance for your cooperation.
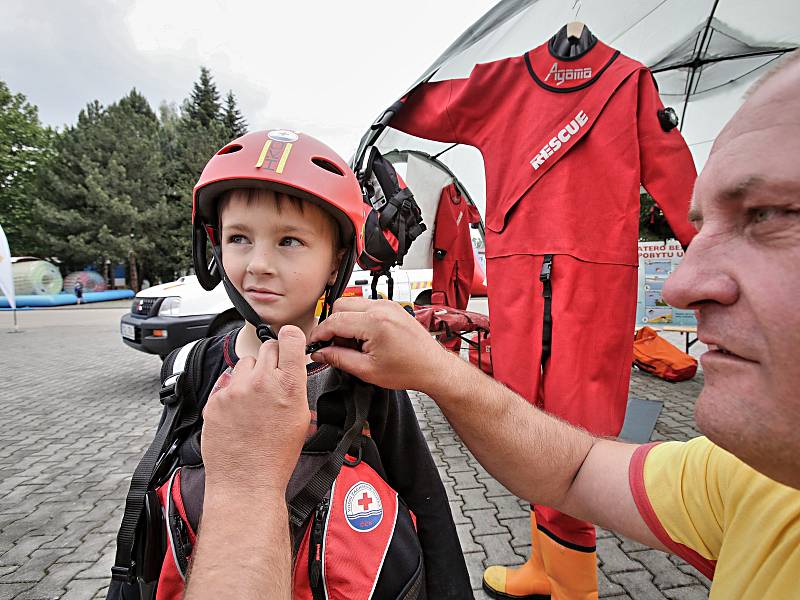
[220,189,341,333]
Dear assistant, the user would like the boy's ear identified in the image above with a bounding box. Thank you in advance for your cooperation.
[328,248,347,286]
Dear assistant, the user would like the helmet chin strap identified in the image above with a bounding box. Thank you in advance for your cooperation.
[208,242,278,343]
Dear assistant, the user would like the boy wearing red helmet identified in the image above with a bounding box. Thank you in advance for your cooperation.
[107,130,471,599]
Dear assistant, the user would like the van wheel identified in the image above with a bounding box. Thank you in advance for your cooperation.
[208,318,244,337]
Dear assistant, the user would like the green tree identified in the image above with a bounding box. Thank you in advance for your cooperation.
[639,191,677,241]
[0,80,54,254]
[223,90,248,138]
[35,90,170,288]
[155,68,236,281]
[185,66,222,128]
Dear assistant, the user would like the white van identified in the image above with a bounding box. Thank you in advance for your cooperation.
[119,267,442,358]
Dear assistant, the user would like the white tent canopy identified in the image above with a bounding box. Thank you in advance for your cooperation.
[358,0,798,220]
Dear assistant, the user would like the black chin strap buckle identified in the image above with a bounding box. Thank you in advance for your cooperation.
[256,324,276,342]
[305,340,331,355]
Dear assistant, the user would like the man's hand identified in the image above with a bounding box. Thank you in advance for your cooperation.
[186,326,307,599]
[201,325,310,498]
[309,297,454,394]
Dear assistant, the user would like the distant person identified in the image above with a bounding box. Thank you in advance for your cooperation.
[106,130,470,599]
[189,51,800,599]
[73,280,83,305]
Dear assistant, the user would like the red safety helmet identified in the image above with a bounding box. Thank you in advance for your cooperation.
[191,129,367,340]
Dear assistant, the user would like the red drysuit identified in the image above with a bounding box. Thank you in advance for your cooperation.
[432,183,481,351]
[392,38,696,548]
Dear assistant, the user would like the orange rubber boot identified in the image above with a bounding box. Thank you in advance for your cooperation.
[538,530,598,600]
[482,513,551,599]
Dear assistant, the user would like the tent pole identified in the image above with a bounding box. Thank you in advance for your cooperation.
[679,0,721,132]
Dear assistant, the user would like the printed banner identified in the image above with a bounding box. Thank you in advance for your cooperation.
[636,240,696,327]
[0,223,15,309]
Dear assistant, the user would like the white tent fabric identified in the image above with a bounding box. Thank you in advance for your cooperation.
[0,223,16,309]
[362,0,798,213]
[402,153,454,269]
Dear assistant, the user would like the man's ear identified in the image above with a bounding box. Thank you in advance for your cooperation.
[328,248,347,286]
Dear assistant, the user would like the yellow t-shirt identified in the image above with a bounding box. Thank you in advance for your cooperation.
[629,436,800,599]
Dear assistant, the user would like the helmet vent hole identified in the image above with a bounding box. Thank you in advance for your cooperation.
[312,157,344,176]
[217,144,243,155]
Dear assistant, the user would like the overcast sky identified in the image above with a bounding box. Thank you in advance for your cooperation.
[0,0,496,156]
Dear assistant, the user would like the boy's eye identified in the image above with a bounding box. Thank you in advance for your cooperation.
[227,234,250,244]
[279,237,304,247]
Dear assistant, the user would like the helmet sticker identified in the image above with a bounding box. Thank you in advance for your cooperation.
[255,139,294,174]
[343,481,383,532]
[267,129,299,143]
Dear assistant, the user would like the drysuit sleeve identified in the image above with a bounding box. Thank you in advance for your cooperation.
[637,71,698,247]
[369,388,472,599]
[391,78,476,145]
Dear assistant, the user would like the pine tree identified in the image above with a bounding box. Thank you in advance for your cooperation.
[223,90,248,138]
[185,66,222,128]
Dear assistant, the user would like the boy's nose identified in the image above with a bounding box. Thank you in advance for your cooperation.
[246,248,277,276]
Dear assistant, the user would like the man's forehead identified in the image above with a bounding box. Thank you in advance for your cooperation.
[692,71,800,217]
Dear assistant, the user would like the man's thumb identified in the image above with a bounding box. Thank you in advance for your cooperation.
[277,325,307,372]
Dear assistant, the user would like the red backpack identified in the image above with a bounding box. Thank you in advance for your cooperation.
[111,339,426,600]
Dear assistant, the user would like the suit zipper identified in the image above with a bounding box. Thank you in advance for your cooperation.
[540,254,554,366]
[309,497,329,600]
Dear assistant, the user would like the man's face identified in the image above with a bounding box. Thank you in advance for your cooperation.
[220,190,340,335]
[663,61,800,488]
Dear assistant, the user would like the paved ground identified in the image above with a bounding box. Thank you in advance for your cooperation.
[0,306,710,599]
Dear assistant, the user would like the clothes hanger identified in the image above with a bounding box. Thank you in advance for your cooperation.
[566,21,585,40]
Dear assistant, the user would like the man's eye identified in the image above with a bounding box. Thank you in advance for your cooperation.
[279,237,303,247]
[750,206,799,224]
[753,207,778,223]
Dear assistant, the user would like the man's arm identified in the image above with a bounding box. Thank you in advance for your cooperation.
[186,492,292,599]
[310,298,666,550]
[184,326,310,600]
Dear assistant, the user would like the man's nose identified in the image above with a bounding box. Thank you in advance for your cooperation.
[662,235,738,310]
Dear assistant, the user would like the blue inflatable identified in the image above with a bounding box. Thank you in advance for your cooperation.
[0,289,135,309]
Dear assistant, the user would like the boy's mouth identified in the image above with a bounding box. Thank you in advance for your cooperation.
[245,286,283,301]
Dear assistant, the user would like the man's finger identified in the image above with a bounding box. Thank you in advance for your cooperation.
[330,296,374,313]
[276,325,307,373]
[232,354,256,376]
[255,339,279,374]
[309,311,373,344]
[312,346,374,383]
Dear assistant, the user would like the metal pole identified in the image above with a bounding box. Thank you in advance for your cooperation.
[8,307,22,334]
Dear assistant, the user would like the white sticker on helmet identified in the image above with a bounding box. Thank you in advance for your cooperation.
[268,129,299,143]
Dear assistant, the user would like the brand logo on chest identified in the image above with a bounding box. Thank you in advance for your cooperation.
[544,62,593,86]
[530,110,590,171]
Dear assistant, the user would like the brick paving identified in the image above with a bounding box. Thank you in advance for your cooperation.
[0,307,710,599]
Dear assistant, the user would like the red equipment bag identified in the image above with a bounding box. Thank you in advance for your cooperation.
[633,326,697,382]
[155,456,424,600]
[468,332,493,376]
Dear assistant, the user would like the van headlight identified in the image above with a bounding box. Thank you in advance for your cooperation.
[158,297,181,317]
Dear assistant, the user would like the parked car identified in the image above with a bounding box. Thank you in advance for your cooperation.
[119,267,454,358]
